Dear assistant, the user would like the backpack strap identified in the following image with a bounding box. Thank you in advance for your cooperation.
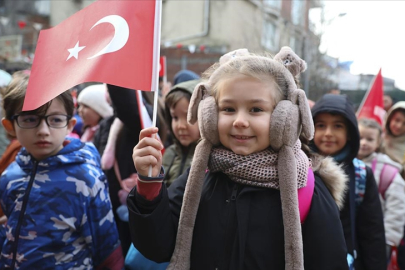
[298,168,315,223]
[371,157,377,172]
[379,164,399,200]
[353,158,367,207]
[350,158,367,260]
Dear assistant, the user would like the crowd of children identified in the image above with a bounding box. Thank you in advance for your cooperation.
[0,46,404,270]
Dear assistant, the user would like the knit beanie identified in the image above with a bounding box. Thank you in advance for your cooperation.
[173,70,200,85]
[77,84,113,118]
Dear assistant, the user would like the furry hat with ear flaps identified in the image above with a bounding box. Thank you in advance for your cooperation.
[167,47,314,270]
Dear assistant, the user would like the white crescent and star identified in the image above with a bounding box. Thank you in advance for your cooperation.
[66,42,85,61]
[66,15,129,61]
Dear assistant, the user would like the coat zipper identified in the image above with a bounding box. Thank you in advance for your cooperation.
[220,184,238,269]
[10,161,38,270]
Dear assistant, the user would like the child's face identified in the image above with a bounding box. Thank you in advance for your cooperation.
[389,111,405,137]
[7,98,76,160]
[358,125,380,159]
[170,97,200,147]
[78,103,101,127]
[217,77,274,156]
[313,113,348,156]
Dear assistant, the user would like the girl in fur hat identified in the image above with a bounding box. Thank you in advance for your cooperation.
[128,47,349,270]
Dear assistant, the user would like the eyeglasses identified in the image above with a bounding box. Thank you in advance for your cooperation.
[11,114,72,129]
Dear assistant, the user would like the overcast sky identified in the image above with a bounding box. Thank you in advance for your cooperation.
[311,1,405,90]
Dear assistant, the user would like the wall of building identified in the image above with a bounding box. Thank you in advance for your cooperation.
[50,0,94,26]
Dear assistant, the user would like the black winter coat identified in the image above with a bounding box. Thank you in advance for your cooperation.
[340,164,387,270]
[312,94,386,270]
[127,170,348,270]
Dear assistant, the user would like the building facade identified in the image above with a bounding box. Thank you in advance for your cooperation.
[48,0,320,84]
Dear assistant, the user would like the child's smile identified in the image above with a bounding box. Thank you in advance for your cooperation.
[314,113,348,156]
[217,77,276,156]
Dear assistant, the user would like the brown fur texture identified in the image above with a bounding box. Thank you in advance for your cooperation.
[168,47,317,270]
[312,155,348,209]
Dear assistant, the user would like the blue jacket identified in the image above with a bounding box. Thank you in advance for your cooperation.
[0,138,120,269]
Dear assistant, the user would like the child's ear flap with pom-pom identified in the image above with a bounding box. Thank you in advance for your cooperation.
[274,46,307,78]
[187,82,220,146]
[294,89,314,141]
[269,101,301,151]
[273,46,314,142]
[187,83,208,125]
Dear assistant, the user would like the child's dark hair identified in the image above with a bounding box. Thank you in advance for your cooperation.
[3,72,74,120]
[358,118,383,136]
[165,90,191,111]
[164,90,192,129]
[314,111,351,138]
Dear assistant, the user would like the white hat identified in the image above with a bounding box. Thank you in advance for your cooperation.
[78,84,113,118]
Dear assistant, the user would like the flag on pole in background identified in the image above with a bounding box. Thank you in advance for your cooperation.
[356,68,385,126]
[23,0,160,111]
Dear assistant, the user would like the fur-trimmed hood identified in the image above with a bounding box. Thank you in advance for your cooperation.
[385,101,405,136]
[312,155,348,209]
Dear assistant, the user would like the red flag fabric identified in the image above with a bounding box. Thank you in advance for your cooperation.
[135,90,164,155]
[23,0,159,111]
[159,56,166,77]
[357,68,385,126]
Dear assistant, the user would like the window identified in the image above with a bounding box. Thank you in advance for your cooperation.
[262,20,277,51]
[291,0,305,26]
[35,1,50,16]
[290,36,296,52]
[263,0,281,10]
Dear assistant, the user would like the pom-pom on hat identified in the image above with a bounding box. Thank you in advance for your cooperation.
[77,84,113,118]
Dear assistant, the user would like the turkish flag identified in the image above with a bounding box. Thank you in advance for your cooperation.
[23,0,160,111]
[357,68,385,126]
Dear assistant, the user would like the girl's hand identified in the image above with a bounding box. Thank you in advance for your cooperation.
[133,127,164,177]
[121,173,138,193]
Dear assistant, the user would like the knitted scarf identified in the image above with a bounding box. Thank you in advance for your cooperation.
[209,140,309,189]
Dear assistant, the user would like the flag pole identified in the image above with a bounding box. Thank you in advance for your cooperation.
[149,0,162,177]
[356,68,381,116]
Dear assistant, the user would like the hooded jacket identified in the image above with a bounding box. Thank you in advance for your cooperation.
[163,80,200,186]
[381,101,405,174]
[362,152,405,246]
[311,94,386,270]
[0,139,122,269]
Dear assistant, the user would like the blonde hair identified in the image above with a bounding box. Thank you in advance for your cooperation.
[358,118,383,136]
[202,54,285,108]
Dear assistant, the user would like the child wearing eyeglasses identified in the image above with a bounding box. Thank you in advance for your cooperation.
[0,73,123,269]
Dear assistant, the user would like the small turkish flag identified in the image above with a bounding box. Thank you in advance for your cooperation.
[357,68,385,126]
[17,20,26,29]
[24,0,160,111]
[159,56,166,77]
